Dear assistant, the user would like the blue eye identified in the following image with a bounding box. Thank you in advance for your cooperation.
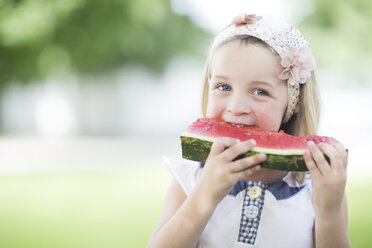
[253,89,268,96]
[217,84,231,91]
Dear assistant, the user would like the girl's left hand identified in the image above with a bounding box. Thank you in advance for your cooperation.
[303,141,348,213]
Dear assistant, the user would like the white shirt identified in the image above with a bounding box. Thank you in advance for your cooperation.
[164,157,315,248]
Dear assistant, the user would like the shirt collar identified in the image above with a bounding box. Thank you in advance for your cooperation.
[199,162,305,201]
[228,180,305,200]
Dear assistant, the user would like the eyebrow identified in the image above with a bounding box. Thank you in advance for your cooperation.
[210,75,285,89]
[211,75,230,81]
[252,80,276,89]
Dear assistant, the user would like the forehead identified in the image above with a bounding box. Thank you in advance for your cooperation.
[210,40,283,82]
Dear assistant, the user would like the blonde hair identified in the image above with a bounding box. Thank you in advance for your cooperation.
[201,36,321,183]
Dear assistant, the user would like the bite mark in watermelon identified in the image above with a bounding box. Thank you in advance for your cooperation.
[180,118,341,171]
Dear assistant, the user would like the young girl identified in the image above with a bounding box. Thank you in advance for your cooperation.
[148,14,350,248]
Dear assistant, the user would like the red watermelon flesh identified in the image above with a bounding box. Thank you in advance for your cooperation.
[183,118,340,155]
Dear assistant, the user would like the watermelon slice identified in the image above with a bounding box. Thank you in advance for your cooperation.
[180,118,341,171]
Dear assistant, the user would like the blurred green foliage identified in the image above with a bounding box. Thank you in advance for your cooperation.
[1,0,372,87]
[0,0,210,87]
[300,0,372,83]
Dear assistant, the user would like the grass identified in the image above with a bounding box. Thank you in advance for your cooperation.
[0,167,172,248]
[346,175,372,247]
[0,167,370,248]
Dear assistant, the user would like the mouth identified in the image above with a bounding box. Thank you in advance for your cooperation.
[228,122,256,128]
[230,123,247,128]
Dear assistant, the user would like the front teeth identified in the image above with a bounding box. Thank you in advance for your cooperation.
[231,123,246,128]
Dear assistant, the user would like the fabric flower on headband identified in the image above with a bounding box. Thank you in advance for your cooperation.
[279,47,316,86]
[231,13,315,86]
[233,14,259,26]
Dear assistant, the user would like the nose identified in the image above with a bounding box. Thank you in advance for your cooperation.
[227,92,251,116]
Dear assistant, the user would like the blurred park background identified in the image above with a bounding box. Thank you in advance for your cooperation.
[0,0,371,247]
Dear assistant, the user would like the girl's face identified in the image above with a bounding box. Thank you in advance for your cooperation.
[207,40,288,131]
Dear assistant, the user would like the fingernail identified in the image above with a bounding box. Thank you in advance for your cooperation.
[307,141,315,146]
[259,153,267,160]
[235,139,241,142]
[249,139,256,145]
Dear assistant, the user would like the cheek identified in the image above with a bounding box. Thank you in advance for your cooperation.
[206,102,218,118]
[256,105,286,131]
[206,97,225,118]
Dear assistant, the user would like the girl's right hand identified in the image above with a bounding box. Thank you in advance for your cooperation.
[195,137,267,206]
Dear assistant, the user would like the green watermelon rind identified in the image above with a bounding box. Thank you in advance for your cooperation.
[182,132,306,155]
[181,136,308,172]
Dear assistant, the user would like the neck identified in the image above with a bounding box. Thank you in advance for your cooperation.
[244,168,288,183]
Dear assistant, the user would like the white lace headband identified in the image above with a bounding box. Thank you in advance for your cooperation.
[209,14,316,123]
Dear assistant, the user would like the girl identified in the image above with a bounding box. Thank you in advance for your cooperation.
[148,14,350,248]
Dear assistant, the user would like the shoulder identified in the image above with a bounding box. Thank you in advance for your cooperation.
[163,156,203,196]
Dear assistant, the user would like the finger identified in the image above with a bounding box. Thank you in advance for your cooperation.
[307,141,331,174]
[333,143,348,169]
[210,137,240,156]
[303,150,322,178]
[317,143,342,169]
[230,153,267,172]
[221,139,256,161]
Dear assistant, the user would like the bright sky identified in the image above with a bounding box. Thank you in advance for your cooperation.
[171,0,313,32]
